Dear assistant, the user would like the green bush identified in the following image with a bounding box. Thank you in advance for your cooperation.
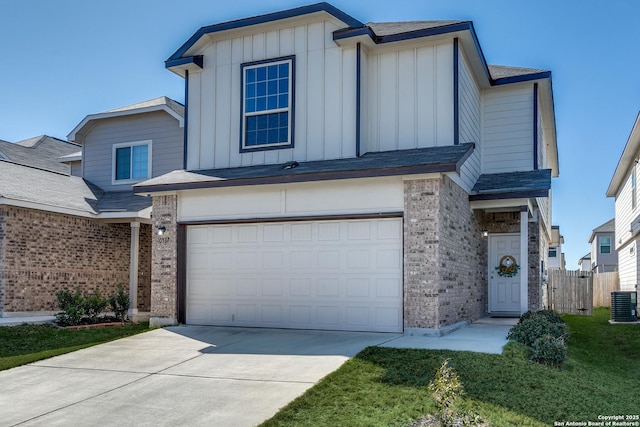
[531,334,567,366]
[507,310,568,367]
[109,285,130,323]
[84,290,108,324]
[507,311,568,347]
[55,288,85,326]
[519,309,564,325]
[56,286,129,326]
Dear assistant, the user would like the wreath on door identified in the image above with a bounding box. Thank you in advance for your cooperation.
[495,255,520,277]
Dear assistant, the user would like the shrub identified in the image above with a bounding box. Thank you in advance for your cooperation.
[507,310,568,367]
[531,334,567,366]
[507,311,568,347]
[427,359,488,426]
[519,309,564,325]
[55,288,85,326]
[84,290,108,324]
[109,285,130,323]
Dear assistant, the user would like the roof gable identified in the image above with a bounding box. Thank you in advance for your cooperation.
[165,2,364,71]
[68,96,184,143]
[607,112,640,197]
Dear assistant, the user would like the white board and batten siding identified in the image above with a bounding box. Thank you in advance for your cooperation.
[81,111,184,192]
[363,41,454,155]
[186,18,357,171]
[456,47,481,191]
[482,85,534,174]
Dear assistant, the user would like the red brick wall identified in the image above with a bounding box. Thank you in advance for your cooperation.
[0,206,150,314]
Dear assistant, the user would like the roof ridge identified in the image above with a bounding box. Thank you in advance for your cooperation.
[0,157,72,176]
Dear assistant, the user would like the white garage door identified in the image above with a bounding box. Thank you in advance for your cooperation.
[186,218,403,332]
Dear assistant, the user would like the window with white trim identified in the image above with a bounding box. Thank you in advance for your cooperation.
[241,56,294,151]
[600,236,611,254]
[548,247,557,258]
[112,140,151,184]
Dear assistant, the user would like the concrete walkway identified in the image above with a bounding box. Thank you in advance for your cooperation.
[0,319,514,426]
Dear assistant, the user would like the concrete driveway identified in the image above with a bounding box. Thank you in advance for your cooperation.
[0,326,401,427]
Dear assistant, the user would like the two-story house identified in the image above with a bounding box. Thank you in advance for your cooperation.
[547,225,565,270]
[0,97,183,319]
[587,218,617,272]
[136,3,559,334]
[607,112,640,291]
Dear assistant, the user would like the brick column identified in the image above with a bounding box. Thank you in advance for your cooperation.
[403,178,441,330]
[150,194,178,327]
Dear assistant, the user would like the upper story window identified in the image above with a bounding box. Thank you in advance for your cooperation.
[112,140,151,184]
[600,236,611,254]
[548,247,557,258]
[241,56,294,152]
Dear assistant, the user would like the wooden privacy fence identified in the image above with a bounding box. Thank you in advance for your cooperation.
[593,271,620,307]
[547,270,593,315]
[547,270,620,315]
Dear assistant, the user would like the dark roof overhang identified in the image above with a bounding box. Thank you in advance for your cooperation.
[135,143,474,193]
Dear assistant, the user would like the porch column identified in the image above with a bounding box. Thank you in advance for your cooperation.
[129,222,140,317]
[520,207,529,314]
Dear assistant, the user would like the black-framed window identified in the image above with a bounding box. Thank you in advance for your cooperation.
[548,247,557,258]
[240,56,294,151]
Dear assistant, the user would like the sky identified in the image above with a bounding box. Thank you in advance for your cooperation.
[1,0,639,268]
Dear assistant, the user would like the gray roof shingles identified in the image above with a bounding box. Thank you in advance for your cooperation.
[0,160,151,215]
[135,143,475,192]
[0,136,81,174]
[471,169,552,199]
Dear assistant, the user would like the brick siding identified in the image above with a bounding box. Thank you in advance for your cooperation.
[149,195,178,325]
[403,176,488,330]
[0,206,151,315]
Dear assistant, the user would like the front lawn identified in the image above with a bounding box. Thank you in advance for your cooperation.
[0,322,152,371]
[262,308,640,426]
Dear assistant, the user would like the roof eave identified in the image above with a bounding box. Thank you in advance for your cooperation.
[469,189,549,202]
[135,162,461,194]
[607,112,640,197]
[165,55,204,78]
[166,2,364,67]
[68,104,185,142]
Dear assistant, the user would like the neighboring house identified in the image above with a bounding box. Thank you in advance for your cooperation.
[607,112,640,291]
[547,225,565,270]
[0,135,81,174]
[588,218,617,272]
[135,3,559,333]
[578,253,591,272]
[0,97,184,319]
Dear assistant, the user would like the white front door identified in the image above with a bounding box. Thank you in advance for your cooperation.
[489,234,521,313]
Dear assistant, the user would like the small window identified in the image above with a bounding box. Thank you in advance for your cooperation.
[600,236,611,254]
[241,56,294,151]
[112,141,151,184]
[548,248,557,258]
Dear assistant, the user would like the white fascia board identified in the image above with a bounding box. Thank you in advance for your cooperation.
[470,198,532,212]
[96,206,152,221]
[68,106,184,142]
[607,112,640,197]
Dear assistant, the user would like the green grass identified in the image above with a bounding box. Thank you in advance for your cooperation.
[262,308,640,426]
[0,322,152,371]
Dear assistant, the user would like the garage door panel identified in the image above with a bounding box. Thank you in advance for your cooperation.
[186,218,403,332]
